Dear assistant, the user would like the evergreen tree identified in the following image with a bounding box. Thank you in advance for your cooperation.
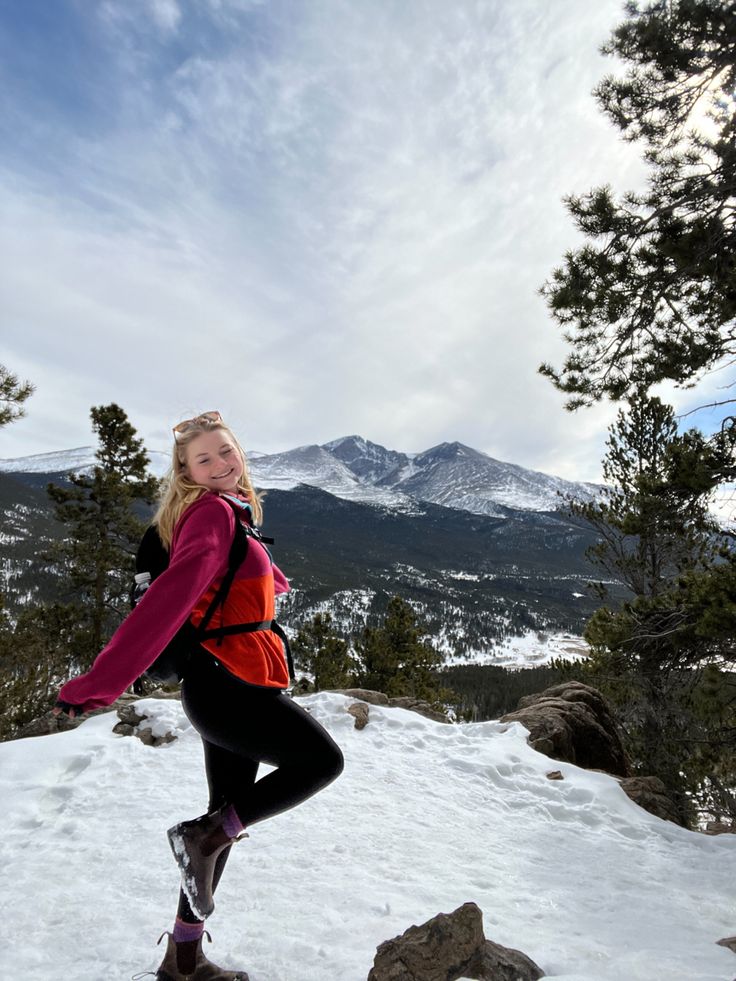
[46,404,158,668]
[569,390,725,602]
[565,391,736,824]
[293,612,356,690]
[355,595,446,703]
[540,1,736,428]
[0,602,85,740]
[0,363,34,427]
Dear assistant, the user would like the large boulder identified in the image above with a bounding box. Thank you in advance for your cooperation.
[500,681,630,776]
[617,776,683,826]
[367,902,544,981]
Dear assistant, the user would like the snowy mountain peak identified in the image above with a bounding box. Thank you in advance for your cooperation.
[322,435,409,485]
[0,446,171,478]
[414,441,488,466]
[0,436,601,516]
[0,446,97,473]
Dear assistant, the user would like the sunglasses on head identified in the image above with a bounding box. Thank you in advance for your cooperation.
[173,411,222,440]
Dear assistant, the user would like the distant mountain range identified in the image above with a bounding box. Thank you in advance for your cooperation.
[0,434,601,516]
[0,435,613,669]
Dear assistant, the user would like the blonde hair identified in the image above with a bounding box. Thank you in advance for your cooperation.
[154,416,264,548]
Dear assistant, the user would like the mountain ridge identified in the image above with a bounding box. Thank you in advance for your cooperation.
[0,435,601,516]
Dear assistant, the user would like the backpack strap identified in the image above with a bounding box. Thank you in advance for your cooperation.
[195,515,250,634]
[195,496,276,633]
[193,499,295,681]
[198,617,295,681]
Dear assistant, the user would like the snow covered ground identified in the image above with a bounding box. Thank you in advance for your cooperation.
[443,630,590,669]
[2,693,734,981]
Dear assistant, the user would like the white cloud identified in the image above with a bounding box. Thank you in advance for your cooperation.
[99,0,182,35]
[151,0,182,33]
[1,0,653,482]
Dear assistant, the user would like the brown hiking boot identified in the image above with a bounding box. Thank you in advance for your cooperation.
[140,930,249,980]
[167,808,247,919]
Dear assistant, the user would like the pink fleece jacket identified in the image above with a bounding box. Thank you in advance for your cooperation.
[58,493,289,714]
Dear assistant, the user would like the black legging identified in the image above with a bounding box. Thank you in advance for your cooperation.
[176,652,344,922]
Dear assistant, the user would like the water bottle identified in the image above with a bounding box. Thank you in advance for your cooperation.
[132,571,152,606]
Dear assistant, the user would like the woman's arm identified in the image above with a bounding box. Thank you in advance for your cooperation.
[57,495,234,714]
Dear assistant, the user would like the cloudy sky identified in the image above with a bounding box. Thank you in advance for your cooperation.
[1,0,704,481]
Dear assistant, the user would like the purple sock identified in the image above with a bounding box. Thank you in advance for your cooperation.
[221,803,245,839]
[173,917,204,943]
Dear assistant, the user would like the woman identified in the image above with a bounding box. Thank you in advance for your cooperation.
[55,411,344,981]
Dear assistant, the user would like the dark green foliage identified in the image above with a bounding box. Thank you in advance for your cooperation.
[293,611,357,691]
[439,662,572,722]
[540,0,736,422]
[539,0,736,824]
[45,404,159,668]
[0,602,85,740]
[0,363,34,427]
[265,485,612,656]
[0,405,159,740]
[567,390,731,601]
[354,595,448,703]
[686,663,736,823]
[565,392,736,824]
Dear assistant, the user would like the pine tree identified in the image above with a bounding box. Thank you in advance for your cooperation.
[566,390,736,824]
[569,390,723,602]
[540,1,736,429]
[0,602,84,740]
[46,404,159,668]
[0,363,34,427]
[293,612,356,690]
[355,596,446,703]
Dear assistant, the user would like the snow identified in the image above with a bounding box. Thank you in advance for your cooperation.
[2,693,734,980]
[0,436,599,515]
[0,446,171,478]
[443,630,591,669]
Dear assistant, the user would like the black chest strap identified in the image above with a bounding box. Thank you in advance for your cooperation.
[198,617,294,680]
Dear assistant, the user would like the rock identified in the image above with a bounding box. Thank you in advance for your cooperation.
[116,704,148,727]
[14,712,81,739]
[136,726,176,747]
[367,902,544,981]
[617,776,683,826]
[546,770,564,780]
[10,687,180,742]
[500,681,629,777]
[14,705,111,740]
[387,696,450,724]
[335,688,390,706]
[716,936,736,954]
[468,938,546,981]
[348,702,370,730]
[113,701,177,747]
[705,821,735,835]
[334,688,451,723]
[111,722,136,737]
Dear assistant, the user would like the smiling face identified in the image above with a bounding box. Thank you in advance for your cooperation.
[184,428,245,494]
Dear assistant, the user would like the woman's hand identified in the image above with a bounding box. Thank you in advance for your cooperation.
[53,700,85,719]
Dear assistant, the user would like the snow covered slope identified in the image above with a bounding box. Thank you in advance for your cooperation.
[389,441,599,515]
[3,694,733,980]
[0,446,171,477]
[247,444,411,508]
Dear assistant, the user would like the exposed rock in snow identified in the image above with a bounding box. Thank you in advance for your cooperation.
[500,681,630,778]
[367,902,545,981]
